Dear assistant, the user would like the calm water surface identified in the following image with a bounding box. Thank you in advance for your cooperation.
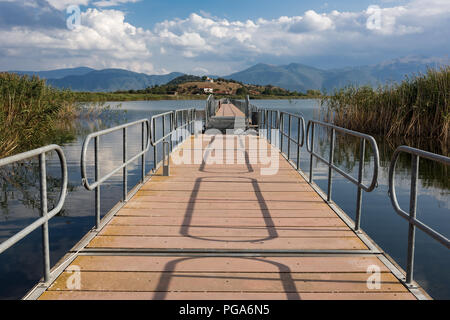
[0,99,448,299]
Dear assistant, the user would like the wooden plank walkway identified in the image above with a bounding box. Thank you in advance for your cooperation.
[38,134,419,300]
[216,103,245,117]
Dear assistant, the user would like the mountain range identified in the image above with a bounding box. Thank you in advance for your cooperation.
[226,57,447,92]
[10,68,183,92]
[6,56,447,93]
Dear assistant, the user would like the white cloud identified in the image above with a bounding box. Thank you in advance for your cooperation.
[93,0,141,7]
[46,0,90,11]
[0,0,448,74]
[289,10,334,33]
[0,8,154,73]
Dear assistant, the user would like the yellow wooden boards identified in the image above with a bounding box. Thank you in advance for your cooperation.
[38,134,417,300]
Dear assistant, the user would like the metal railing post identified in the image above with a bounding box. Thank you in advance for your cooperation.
[0,145,68,288]
[389,146,449,287]
[81,118,150,227]
[297,117,301,170]
[141,122,145,182]
[280,114,284,154]
[163,141,170,176]
[288,115,292,160]
[192,110,195,136]
[327,128,335,202]
[170,113,174,152]
[306,119,379,230]
[309,123,315,183]
[355,139,366,231]
[277,110,281,148]
[153,118,157,172]
[162,114,166,144]
[406,154,419,285]
[39,153,50,283]
[94,136,100,229]
[123,127,127,202]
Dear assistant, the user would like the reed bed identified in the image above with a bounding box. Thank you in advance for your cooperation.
[322,66,449,154]
[0,73,80,158]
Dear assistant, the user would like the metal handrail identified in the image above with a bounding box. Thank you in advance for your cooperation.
[389,146,450,285]
[0,145,68,283]
[205,94,217,122]
[258,109,280,146]
[150,109,196,176]
[280,112,306,170]
[306,120,380,231]
[150,111,175,147]
[174,109,196,138]
[150,109,196,147]
[81,119,150,229]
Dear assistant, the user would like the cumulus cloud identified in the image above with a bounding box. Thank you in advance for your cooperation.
[0,0,448,74]
[0,7,154,73]
[0,0,65,29]
[93,0,141,8]
[289,10,334,33]
[46,0,90,11]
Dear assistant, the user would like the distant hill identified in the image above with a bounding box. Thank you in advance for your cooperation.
[225,63,326,92]
[141,76,299,97]
[9,67,95,80]
[6,56,447,93]
[47,69,184,92]
[225,57,448,92]
[167,74,203,85]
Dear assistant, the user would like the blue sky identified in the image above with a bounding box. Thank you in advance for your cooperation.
[123,0,395,29]
[0,0,448,75]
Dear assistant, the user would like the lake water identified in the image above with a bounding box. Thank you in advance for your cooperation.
[0,99,448,299]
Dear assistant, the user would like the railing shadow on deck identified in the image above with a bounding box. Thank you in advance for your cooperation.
[179,133,279,242]
[153,257,301,300]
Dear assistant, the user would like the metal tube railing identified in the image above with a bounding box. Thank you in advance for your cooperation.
[279,112,306,167]
[388,146,450,285]
[259,109,280,145]
[81,119,150,230]
[0,145,68,283]
[306,120,380,231]
[150,109,196,175]
[205,95,217,123]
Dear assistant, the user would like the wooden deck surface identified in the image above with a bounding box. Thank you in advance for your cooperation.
[216,103,245,117]
[38,134,417,300]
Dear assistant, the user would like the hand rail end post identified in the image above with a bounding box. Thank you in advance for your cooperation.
[355,139,366,231]
[406,154,419,285]
[39,152,50,283]
[163,141,170,177]
[94,136,101,230]
[327,128,335,202]
[309,123,315,184]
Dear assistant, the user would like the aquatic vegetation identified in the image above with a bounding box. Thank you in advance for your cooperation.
[322,66,449,155]
[0,73,81,158]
